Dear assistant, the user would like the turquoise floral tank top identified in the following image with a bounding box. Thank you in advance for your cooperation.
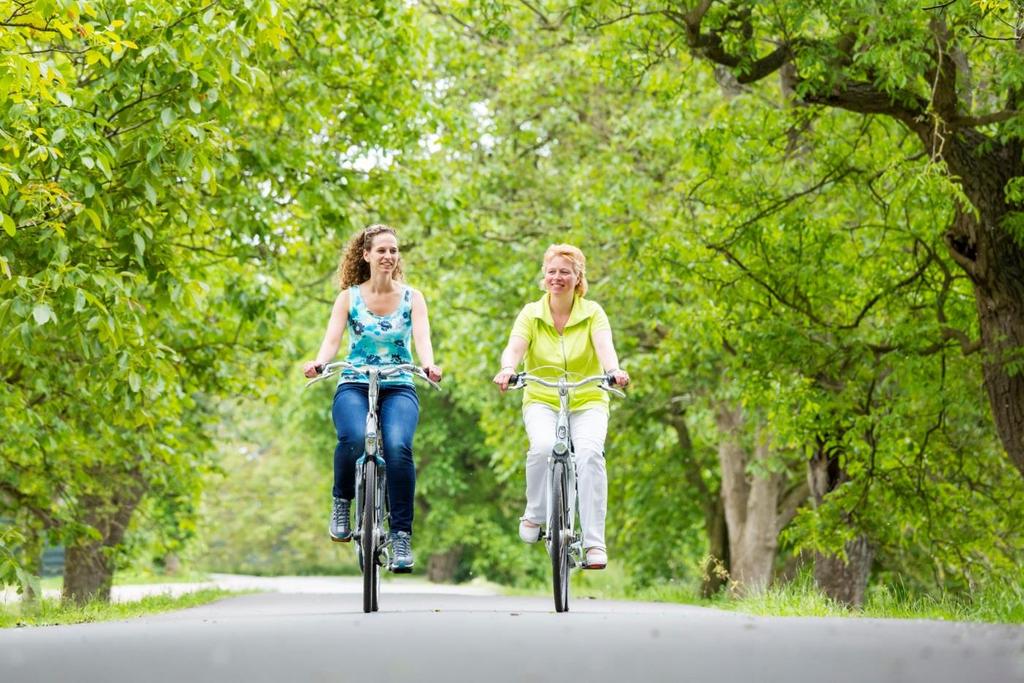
[339,284,415,386]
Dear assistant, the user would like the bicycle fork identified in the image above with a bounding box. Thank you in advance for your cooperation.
[545,453,583,569]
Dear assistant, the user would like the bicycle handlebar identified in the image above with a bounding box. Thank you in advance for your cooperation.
[305,361,441,390]
[507,372,626,399]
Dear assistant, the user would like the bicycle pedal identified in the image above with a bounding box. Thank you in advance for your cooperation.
[389,565,413,574]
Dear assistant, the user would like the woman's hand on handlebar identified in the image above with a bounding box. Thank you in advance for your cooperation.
[608,368,630,388]
[302,361,323,378]
[493,367,517,392]
[423,364,443,383]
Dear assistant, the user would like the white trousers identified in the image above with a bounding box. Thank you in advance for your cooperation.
[522,403,608,551]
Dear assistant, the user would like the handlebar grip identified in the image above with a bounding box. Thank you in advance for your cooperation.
[315,363,325,375]
[507,372,522,389]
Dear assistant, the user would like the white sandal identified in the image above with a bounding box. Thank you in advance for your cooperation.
[518,518,541,544]
[584,547,607,569]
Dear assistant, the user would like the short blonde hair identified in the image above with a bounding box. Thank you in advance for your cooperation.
[541,244,588,297]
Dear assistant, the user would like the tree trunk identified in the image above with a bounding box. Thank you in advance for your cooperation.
[427,547,462,583]
[716,404,781,596]
[926,130,1024,479]
[62,473,146,605]
[946,206,1024,478]
[701,492,730,598]
[20,529,43,606]
[731,438,781,595]
[814,537,874,608]
[666,410,732,597]
[807,435,873,606]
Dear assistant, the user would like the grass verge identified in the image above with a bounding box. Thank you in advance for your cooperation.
[0,588,244,628]
[721,575,1024,624]
[501,563,1024,624]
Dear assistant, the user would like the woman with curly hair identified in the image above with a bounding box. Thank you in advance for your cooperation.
[303,224,442,571]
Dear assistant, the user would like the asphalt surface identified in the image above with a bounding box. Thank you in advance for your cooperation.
[2,579,1022,683]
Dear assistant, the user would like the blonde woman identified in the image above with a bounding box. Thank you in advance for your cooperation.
[303,224,441,571]
[493,244,629,569]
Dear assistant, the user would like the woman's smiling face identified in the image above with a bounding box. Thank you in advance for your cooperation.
[544,255,578,296]
[364,232,399,273]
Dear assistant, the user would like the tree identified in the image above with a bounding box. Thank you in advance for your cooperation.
[0,0,435,603]
[408,2,1023,603]
[568,0,1024,480]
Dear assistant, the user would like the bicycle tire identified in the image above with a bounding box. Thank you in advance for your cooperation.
[550,460,570,613]
[361,462,378,614]
[372,468,386,611]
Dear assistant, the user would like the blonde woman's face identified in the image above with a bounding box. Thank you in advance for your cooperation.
[364,233,399,273]
[544,255,578,296]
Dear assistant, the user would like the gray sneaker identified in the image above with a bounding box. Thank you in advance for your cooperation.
[389,530,414,572]
[329,497,352,542]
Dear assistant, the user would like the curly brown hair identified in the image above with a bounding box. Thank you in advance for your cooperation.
[337,224,404,289]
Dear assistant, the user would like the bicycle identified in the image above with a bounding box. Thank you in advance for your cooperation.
[307,361,441,613]
[506,371,625,612]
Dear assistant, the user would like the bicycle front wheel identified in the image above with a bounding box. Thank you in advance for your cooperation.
[550,460,570,613]
[361,462,379,614]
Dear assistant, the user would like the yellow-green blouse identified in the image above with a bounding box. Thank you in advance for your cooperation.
[510,293,611,412]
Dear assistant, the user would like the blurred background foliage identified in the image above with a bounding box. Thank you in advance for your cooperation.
[3,0,1022,608]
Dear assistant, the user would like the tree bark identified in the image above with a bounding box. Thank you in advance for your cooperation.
[716,404,783,596]
[666,410,731,597]
[427,547,462,583]
[808,437,873,607]
[62,472,146,605]
[934,132,1024,478]
[701,492,730,598]
[813,537,874,608]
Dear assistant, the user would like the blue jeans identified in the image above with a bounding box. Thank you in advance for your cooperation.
[332,382,420,534]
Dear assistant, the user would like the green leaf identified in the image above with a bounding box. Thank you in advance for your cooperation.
[161,108,176,127]
[129,372,142,393]
[189,98,202,114]
[1,212,14,237]
[146,141,165,163]
[32,303,53,325]
[83,209,102,231]
[95,156,112,181]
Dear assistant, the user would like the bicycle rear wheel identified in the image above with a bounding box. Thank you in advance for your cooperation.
[361,462,379,614]
[550,460,570,613]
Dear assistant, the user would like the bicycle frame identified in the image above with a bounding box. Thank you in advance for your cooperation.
[547,378,582,570]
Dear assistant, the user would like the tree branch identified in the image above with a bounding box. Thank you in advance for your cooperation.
[803,82,928,126]
[927,16,958,121]
[776,480,810,532]
[950,109,1022,127]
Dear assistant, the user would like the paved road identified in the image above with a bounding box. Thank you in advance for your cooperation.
[2,578,1022,683]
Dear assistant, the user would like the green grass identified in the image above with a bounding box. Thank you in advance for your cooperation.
[500,563,1024,624]
[719,576,1024,624]
[0,588,245,628]
[498,563,705,605]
